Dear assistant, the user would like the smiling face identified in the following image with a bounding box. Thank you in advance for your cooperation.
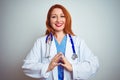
[50,8,66,32]
[46,4,74,36]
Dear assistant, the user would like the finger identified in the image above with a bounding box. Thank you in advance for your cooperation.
[49,62,58,71]
[54,53,62,59]
[60,55,69,64]
[56,53,62,58]
[53,53,60,58]
[60,63,65,67]
[52,54,61,62]
[58,52,63,54]
[54,53,62,62]
[53,62,58,66]
[61,55,66,61]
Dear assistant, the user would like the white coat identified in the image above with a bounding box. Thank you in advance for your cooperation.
[22,34,99,80]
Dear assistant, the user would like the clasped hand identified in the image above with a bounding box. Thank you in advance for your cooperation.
[47,52,73,72]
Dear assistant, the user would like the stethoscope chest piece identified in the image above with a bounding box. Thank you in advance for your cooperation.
[72,53,78,60]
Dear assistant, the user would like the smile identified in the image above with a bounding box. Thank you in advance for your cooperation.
[55,23,63,27]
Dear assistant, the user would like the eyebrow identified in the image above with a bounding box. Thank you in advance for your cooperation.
[51,13,65,15]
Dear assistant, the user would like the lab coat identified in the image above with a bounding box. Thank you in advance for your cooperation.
[22,34,99,80]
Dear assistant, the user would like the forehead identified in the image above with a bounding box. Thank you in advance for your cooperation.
[51,8,64,14]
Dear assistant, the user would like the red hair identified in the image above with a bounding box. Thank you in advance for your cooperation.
[45,4,75,35]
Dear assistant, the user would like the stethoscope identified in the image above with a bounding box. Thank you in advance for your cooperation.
[45,33,78,60]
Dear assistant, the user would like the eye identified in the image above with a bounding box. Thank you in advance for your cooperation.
[61,15,65,18]
[51,15,56,18]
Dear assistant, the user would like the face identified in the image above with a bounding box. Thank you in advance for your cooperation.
[50,8,66,32]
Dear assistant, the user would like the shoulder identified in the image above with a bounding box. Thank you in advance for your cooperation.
[70,35,87,46]
[38,35,46,40]
[70,35,84,42]
[35,35,47,43]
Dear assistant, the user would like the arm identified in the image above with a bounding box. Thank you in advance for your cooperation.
[22,39,50,79]
[72,40,99,80]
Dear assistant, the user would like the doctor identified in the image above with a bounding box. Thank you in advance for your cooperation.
[22,4,99,80]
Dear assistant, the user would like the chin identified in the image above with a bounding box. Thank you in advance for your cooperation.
[54,29,63,32]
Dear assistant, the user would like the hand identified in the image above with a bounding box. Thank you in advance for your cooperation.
[47,53,62,72]
[60,54,73,72]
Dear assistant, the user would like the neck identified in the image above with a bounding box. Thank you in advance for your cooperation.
[54,31,65,37]
[54,31,66,44]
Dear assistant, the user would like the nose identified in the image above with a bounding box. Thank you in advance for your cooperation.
[56,16,61,22]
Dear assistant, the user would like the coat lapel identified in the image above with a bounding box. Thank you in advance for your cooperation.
[48,37,57,61]
[48,37,58,80]
[65,34,74,63]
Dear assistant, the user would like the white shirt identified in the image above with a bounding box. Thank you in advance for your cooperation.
[22,34,99,80]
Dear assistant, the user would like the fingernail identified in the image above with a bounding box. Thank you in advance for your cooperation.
[58,63,61,65]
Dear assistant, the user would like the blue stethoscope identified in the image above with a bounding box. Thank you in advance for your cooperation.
[45,33,78,60]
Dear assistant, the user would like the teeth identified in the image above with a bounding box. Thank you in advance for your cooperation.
[56,23,62,27]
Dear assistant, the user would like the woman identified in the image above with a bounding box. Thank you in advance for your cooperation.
[22,4,99,80]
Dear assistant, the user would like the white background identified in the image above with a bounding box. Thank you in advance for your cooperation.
[0,0,120,80]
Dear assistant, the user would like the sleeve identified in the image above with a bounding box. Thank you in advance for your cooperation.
[72,39,99,80]
[22,39,51,79]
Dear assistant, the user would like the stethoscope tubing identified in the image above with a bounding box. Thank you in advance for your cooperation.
[45,33,78,60]
[68,34,76,54]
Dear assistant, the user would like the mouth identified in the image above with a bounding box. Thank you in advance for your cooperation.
[55,23,63,27]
